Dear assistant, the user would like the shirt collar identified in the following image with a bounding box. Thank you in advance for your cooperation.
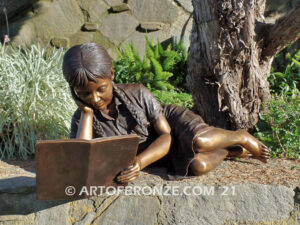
[98,96,121,120]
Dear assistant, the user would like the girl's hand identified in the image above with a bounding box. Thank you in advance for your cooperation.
[70,88,93,113]
[116,162,140,183]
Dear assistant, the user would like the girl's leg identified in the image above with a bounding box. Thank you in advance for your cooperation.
[193,127,269,162]
[189,149,228,176]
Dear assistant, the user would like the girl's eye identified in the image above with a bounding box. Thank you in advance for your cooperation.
[98,87,106,92]
[79,92,90,97]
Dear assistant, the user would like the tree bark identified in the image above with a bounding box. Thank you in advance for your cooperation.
[187,0,300,130]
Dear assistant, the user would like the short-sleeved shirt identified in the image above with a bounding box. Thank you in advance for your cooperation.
[70,83,163,151]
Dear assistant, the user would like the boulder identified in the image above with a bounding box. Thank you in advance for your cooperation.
[82,23,98,32]
[9,0,83,46]
[110,3,130,13]
[174,0,193,13]
[76,0,108,22]
[99,12,139,45]
[50,37,69,48]
[128,0,179,23]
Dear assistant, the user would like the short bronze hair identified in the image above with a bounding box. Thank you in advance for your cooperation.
[62,43,113,88]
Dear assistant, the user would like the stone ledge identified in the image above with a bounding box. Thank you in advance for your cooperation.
[0,173,299,225]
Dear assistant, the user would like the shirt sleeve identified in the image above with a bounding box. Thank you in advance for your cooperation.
[70,108,81,139]
[139,85,164,123]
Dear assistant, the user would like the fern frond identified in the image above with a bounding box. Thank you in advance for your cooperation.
[150,57,163,79]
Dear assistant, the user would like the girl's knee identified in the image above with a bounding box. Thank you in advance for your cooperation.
[189,159,209,176]
[193,136,212,151]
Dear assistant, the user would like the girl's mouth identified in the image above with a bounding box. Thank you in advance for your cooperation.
[94,101,104,109]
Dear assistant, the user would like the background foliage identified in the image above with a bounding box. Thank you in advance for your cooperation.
[0,44,76,159]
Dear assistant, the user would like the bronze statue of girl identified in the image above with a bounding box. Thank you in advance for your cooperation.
[62,43,269,183]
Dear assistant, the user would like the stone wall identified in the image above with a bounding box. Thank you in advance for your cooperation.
[1,0,298,58]
[0,0,193,57]
[0,175,299,225]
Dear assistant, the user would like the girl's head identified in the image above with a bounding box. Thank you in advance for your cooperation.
[63,43,113,87]
[63,43,114,111]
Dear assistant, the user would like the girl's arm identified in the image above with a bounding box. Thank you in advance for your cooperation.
[117,116,172,183]
[136,116,171,170]
[76,108,94,140]
[70,87,94,140]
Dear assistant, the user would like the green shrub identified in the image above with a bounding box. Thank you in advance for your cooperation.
[255,92,299,159]
[114,36,188,91]
[255,49,300,159]
[0,44,75,159]
[114,36,191,108]
[152,90,194,109]
[268,49,300,96]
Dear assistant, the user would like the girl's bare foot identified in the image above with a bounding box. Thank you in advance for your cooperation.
[226,145,251,159]
[239,130,270,163]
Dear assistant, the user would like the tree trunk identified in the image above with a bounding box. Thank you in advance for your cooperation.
[187,0,300,130]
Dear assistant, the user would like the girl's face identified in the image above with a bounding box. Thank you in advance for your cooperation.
[74,76,114,112]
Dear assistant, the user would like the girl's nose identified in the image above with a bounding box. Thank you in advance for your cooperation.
[92,92,100,103]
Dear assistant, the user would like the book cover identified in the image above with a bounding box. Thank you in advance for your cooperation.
[36,134,139,200]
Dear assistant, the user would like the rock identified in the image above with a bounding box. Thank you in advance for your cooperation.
[35,202,71,225]
[157,184,295,224]
[110,3,130,13]
[76,0,108,22]
[93,195,160,225]
[68,30,115,49]
[74,212,95,225]
[0,176,35,194]
[0,214,35,225]
[103,0,124,7]
[50,37,69,48]
[139,22,166,32]
[8,0,83,46]
[0,174,299,224]
[128,0,179,23]
[106,47,118,60]
[82,23,99,31]
[174,0,193,13]
[100,12,139,45]
[69,199,95,223]
[168,9,193,37]
[93,31,115,49]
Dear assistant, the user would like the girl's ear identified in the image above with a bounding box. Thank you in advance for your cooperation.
[111,68,115,81]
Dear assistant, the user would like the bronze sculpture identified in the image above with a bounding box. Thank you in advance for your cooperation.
[63,43,269,183]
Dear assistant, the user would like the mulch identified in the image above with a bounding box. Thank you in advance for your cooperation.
[0,158,299,188]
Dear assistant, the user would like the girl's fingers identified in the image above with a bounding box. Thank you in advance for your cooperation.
[122,176,138,183]
[118,170,140,180]
[120,163,140,175]
[117,171,140,182]
[118,173,139,183]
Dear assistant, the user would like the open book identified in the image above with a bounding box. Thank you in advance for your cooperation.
[36,134,139,200]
